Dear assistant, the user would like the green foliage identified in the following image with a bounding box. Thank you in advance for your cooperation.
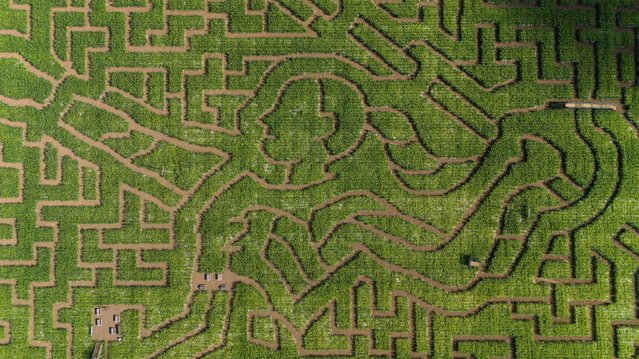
[110,71,146,98]
[134,141,222,190]
[104,130,155,158]
[0,58,52,103]
[266,4,306,33]
[0,0,634,358]
[64,102,129,141]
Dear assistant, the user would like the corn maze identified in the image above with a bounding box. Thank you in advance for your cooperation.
[0,0,638,358]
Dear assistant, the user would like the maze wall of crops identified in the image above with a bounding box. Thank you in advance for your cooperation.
[0,0,637,357]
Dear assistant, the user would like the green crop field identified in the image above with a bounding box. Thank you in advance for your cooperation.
[0,0,637,357]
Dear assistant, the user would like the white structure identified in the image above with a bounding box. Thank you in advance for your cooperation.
[563,102,618,111]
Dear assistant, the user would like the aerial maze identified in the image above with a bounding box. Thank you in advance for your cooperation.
[0,0,639,358]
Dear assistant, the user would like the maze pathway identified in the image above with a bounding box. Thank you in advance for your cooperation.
[0,0,636,357]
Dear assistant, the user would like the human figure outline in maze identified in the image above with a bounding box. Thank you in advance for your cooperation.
[0,0,637,357]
